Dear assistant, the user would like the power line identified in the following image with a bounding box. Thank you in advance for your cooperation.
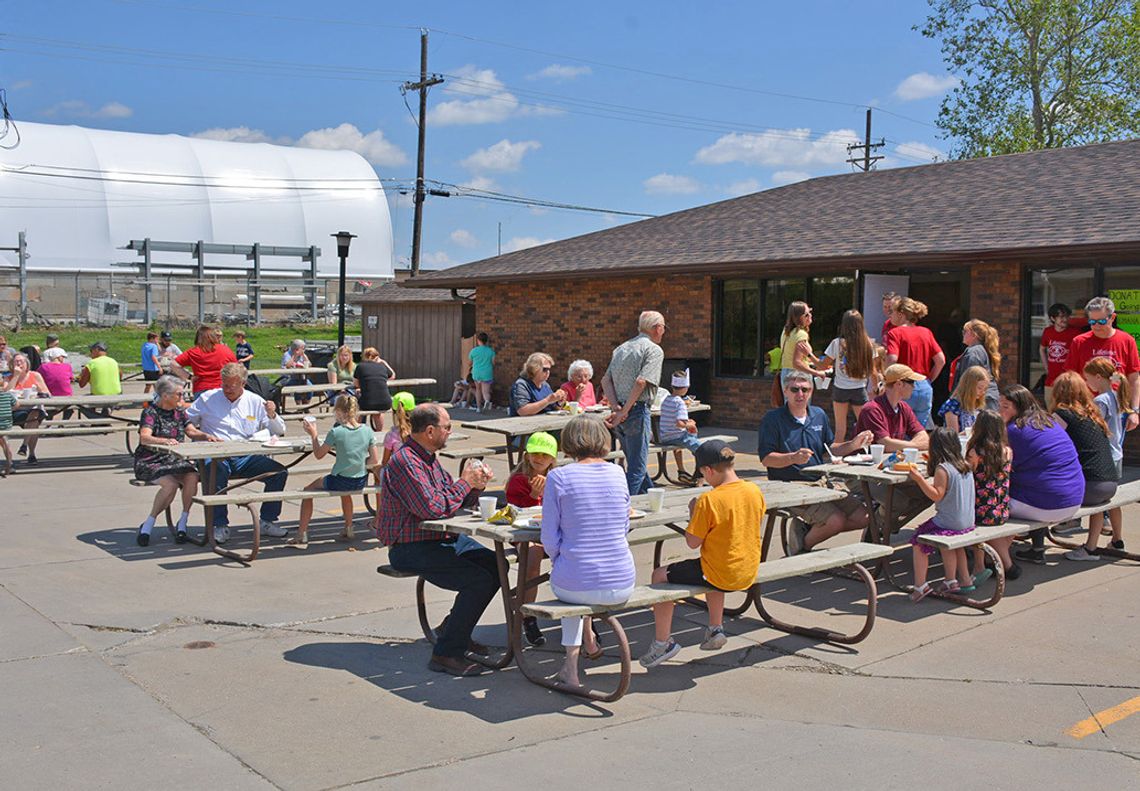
[430,180,655,218]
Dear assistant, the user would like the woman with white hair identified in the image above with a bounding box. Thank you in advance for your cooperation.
[559,359,599,407]
[509,352,567,417]
[281,339,313,406]
[4,352,49,465]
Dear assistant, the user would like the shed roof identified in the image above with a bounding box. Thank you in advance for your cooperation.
[406,139,1140,287]
[353,281,472,305]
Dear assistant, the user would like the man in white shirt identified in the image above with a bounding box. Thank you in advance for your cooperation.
[187,362,289,543]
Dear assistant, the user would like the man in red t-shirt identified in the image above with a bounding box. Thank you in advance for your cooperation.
[1039,303,1082,408]
[1066,296,1140,430]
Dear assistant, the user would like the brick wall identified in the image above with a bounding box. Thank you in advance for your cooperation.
[969,260,1022,389]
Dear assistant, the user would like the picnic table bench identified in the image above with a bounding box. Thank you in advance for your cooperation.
[277,378,438,413]
[647,433,738,485]
[1,394,150,454]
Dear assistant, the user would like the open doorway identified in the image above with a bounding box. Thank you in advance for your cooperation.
[909,270,970,414]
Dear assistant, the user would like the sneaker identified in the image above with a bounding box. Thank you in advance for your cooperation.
[1065,546,1101,562]
[175,530,189,544]
[1110,539,1126,551]
[1005,562,1023,580]
[136,526,150,547]
[260,520,288,538]
[786,518,809,556]
[700,626,728,651]
[214,526,230,544]
[639,639,681,668]
[1013,547,1046,565]
[522,616,546,647]
[25,455,38,466]
[17,444,27,456]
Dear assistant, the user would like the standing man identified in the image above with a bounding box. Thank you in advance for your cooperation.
[77,341,122,396]
[377,403,497,677]
[141,331,161,393]
[186,362,289,543]
[603,310,666,495]
[1066,296,1140,431]
[880,291,898,341]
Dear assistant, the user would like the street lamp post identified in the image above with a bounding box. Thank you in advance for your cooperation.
[331,231,356,348]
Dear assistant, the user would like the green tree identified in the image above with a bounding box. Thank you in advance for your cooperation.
[920,0,1140,158]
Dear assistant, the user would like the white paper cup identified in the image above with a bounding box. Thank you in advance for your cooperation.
[479,496,498,521]
[567,401,579,414]
[869,444,885,463]
[903,447,920,465]
[302,415,316,425]
[647,488,666,513]
[814,376,831,390]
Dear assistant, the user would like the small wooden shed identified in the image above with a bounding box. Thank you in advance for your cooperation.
[353,282,475,402]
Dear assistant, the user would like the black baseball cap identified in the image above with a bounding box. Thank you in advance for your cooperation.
[160,331,173,340]
[694,439,734,469]
[89,341,108,352]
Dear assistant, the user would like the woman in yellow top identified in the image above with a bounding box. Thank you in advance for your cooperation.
[779,301,831,389]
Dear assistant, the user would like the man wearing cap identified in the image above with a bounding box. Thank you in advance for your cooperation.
[377,403,497,677]
[42,334,67,364]
[157,331,182,372]
[758,370,876,554]
[602,310,666,494]
[77,341,122,396]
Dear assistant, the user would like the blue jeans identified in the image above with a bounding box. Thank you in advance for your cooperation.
[661,433,702,453]
[906,379,933,429]
[616,401,652,495]
[205,454,288,527]
[388,539,500,659]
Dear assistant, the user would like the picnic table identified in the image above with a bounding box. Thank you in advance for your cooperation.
[278,378,439,414]
[408,479,855,696]
[460,402,711,468]
[5,393,155,453]
[160,437,314,563]
[249,367,329,378]
[803,460,932,587]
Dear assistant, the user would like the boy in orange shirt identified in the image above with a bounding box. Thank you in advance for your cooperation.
[639,440,765,666]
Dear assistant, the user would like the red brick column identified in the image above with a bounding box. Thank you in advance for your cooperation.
[970,261,1022,389]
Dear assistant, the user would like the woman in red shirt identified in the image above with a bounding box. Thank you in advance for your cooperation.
[885,297,945,429]
[172,325,237,395]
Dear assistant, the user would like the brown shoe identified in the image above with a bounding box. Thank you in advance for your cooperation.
[435,616,489,656]
[428,654,483,677]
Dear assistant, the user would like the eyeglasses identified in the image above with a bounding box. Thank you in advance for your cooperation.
[787,386,812,394]
[1089,317,1111,325]
[541,367,551,372]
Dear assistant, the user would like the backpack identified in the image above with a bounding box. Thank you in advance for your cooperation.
[244,373,283,409]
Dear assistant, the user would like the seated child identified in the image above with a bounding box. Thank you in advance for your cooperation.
[506,432,562,648]
[381,391,416,468]
[659,369,701,484]
[289,394,379,548]
[640,440,765,667]
[907,427,976,600]
[449,378,473,409]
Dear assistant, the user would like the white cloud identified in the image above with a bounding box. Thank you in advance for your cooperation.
[892,141,945,163]
[772,170,811,186]
[191,123,407,166]
[694,128,860,169]
[450,229,478,248]
[422,251,454,267]
[643,173,702,195]
[429,65,561,126]
[461,139,541,172]
[503,236,556,253]
[43,100,133,119]
[459,176,498,192]
[295,123,407,167]
[894,72,959,101]
[11,80,32,91]
[725,178,761,197]
[529,64,592,81]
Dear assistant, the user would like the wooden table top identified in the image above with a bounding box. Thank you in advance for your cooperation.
[461,402,710,437]
[29,393,155,409]
[158,437,313,461]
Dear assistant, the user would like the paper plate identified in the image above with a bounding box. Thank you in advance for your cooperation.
[629,509,647,519]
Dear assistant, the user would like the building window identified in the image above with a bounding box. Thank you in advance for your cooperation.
[716,275,855,378]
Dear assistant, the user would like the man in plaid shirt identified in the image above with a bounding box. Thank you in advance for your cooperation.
[378,403,497,677]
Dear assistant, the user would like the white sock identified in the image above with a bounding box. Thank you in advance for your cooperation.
[140,515,156,535]
[176,511,190,531]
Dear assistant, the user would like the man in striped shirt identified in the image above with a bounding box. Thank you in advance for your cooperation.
[377,403,497,677]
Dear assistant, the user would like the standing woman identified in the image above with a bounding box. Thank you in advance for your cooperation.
[885,297,945,428]
[172,325,236,397]
[819,310,875,443]
[951,319,1001,409]
[354,346,396,432]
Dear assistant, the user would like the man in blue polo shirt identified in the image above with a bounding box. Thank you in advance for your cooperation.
[758,370,874,554]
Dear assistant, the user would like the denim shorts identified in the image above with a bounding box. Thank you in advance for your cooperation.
[324,473,368,492]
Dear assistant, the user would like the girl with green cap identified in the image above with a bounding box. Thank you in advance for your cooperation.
[380,391,416,467]
[507,431,559,647]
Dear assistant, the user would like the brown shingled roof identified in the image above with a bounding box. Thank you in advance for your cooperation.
[352,281,473,304]
[406,139,1140,287]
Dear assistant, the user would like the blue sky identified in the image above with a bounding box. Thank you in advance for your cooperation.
[1,0,957,270]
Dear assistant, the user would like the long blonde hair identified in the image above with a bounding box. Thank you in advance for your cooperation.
[965,319,1002,381]
[392,400,412,442]
[333,394,360,427]
[334,344,356,374]
[895,297,928,324]
[1083,357,1131,416]
[951,365,990,412]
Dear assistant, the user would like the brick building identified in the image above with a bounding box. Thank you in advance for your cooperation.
[399,140,1140,445]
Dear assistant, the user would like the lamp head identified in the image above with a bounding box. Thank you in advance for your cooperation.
[332,230,357,258]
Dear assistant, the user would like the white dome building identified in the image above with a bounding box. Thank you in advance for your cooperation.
[0,121,394,278]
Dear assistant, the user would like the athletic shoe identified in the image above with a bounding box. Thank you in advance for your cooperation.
[1110,539,1126,551]
[175,530,189,544]
[214,526,230,544]
[136,526,150,547]
[1005,562,1023,580]
[1013,547,1046,565]
[260,520,288,538]
[639,639,681,668]
[786,518,809,556]
[700,626,728,651]
[522,616,546,647]
[1065,546,1101,562]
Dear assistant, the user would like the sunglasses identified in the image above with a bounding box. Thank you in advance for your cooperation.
[1089,317,1111,325]
[787,386,812,394]
[541,367,551,372]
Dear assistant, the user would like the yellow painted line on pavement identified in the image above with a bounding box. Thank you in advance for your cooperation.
[1066,695,1140,739]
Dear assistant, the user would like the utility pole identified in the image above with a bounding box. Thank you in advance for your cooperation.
[846,108,884,172]
[402,29,443,276]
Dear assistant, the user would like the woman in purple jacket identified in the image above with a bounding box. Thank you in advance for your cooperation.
[996,385,1085,578]
[540,415,636,689]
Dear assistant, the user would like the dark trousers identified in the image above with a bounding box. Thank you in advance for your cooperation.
[388,540,500,659]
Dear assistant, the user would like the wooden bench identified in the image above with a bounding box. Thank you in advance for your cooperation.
[519,541,891,701]
[648,434,739,485]
[916,479,1140,608]
[0,423,134,438]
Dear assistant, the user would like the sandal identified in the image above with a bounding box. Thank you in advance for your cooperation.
[285,535,309,550]
[909,582,932,602]
[936,579,961,595]
[336,527,355,542]
[583,619,604,660]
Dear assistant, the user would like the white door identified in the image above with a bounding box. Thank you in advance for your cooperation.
[862,274,910,342]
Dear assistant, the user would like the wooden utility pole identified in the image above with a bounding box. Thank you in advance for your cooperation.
[403,29,443,276]
[846,109,884,171]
